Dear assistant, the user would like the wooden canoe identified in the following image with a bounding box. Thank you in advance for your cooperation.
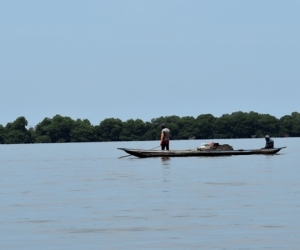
[118,147,286,158]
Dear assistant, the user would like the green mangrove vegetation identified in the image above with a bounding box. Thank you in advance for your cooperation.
[0,111,299,144]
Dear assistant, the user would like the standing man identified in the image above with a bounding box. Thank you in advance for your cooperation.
[160,124,171,150]
[264,135,274,148]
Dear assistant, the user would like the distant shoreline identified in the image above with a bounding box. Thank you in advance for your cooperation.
[0,111,299,144]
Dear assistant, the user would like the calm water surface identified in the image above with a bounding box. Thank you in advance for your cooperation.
[0,138,299,249]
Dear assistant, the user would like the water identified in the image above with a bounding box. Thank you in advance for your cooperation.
[0,138,299,249]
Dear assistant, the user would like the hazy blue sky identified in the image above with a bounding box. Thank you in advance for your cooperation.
[1,1,299,127]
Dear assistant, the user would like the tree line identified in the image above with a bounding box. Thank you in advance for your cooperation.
[0,111,299,144]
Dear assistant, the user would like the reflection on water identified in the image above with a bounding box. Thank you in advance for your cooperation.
[0,138,299,250]
[161,157,170,166]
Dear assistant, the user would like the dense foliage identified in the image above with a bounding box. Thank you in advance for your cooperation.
[0,111,299,144]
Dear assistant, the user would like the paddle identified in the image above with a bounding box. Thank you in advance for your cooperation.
[118,145,161,159]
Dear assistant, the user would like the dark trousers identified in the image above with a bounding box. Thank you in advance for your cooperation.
[161,143,169,150]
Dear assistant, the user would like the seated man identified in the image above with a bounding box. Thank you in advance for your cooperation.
[264,135,274,149]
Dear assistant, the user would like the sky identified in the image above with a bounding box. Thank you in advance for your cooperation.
[1,0,299,127]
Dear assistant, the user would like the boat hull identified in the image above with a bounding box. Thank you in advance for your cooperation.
[118,147,286,158]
